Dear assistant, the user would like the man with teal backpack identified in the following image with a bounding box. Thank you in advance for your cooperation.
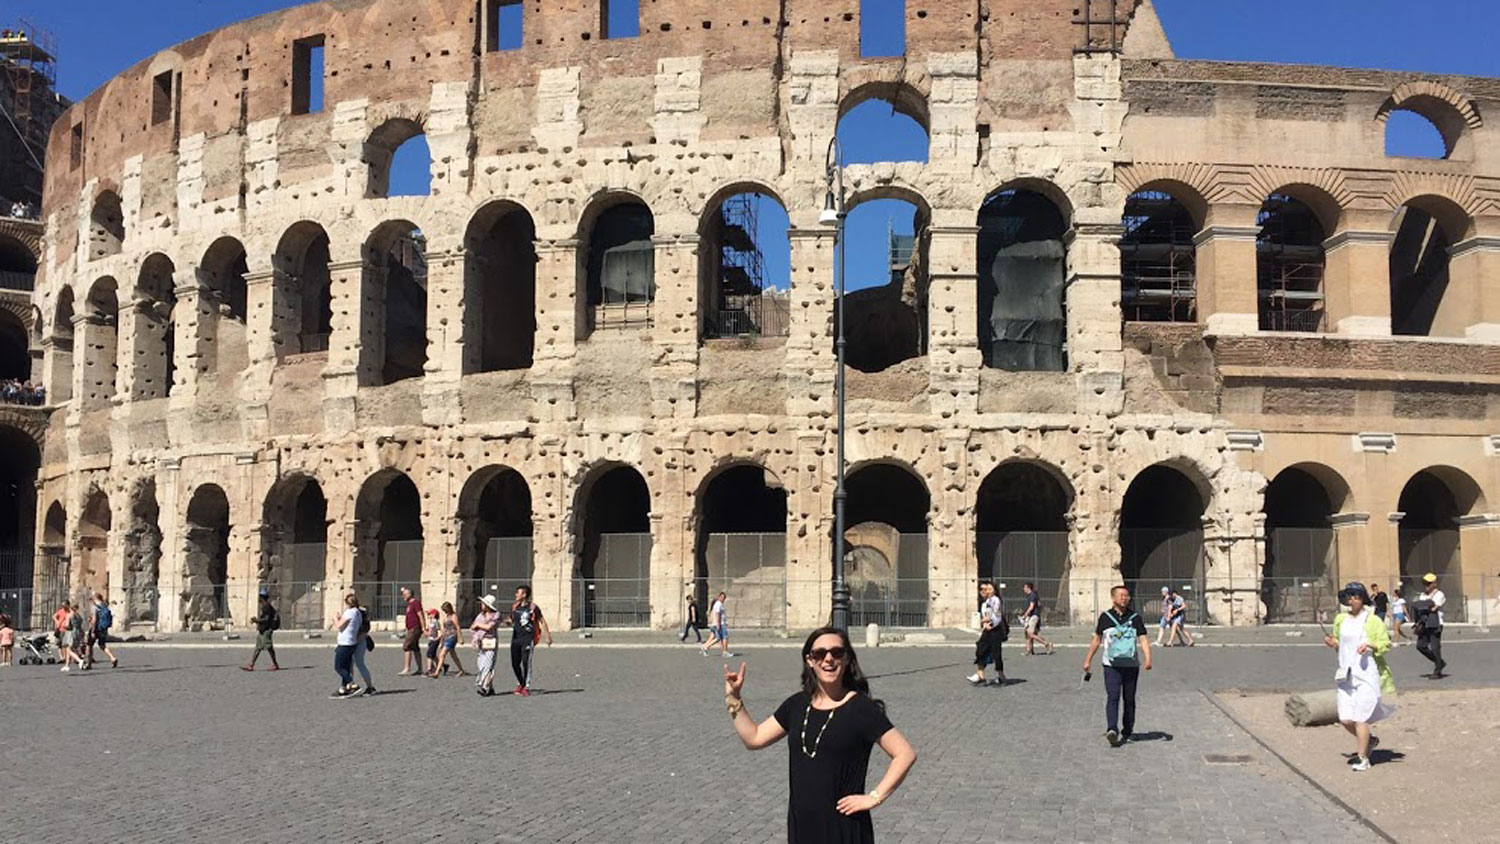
[84,592,119,670]
[1082,585,1152,747]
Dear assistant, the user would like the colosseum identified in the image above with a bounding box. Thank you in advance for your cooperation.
[6,0,1500,633]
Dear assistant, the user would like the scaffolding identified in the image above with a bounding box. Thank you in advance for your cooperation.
[708,194,788,337]
[1257,195,1327,333]
[888,221,914,286]
[0,20,57,207]
[1120,192,1197,323]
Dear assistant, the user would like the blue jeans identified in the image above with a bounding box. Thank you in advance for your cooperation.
[351,642,373,686]
[1104,665,1140,735]
[334,644,356,686]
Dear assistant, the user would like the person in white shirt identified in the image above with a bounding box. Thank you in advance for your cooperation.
[330,593,363,698]
[1414,573,1447,679]
[700,591,733,658]
[967,581,1006,686]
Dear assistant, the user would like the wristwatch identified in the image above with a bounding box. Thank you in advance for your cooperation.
[869,788,884,805]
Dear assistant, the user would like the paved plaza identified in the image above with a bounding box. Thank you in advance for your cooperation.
[6,636,1498,843]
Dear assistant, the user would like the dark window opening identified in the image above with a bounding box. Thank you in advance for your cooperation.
[292,35,326,115]
[974,462,1072,626]
[602,0,640,40]
[300,233,333,351]
[201,237,250,376]
[366,119,429,198]
[845,464,929,627]
[575,466,652,628]
[842,199,927,373]
[465,204,537,372]
[693,465,788,624]
[367,223,428,385]
[859,0,906,58]
[1119,465,1205,620]
[457,468,533,620]
[0,309,27,383]
[1120,191,1197,323]
[353,471,423,618]
[1397,470,1471,620]
[88,191,124,260]
[70,123,83,170]
[700,192,791,339]
[1390,204,1455,337]
[1257,195,1326,333]
[151,70,175,126]
[977,189,1068,371]
[584,200,654,333]
[1261,467,1338,623]
[135,254,176,400]
[487,0,524,51]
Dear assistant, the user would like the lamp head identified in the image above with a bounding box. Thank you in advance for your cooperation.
[819,190,840,227]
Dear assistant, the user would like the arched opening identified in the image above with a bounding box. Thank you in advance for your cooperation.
[1120,189,1199,323]
[699,189,791,339]
[0,308,28,385]
[0,426,39,594]
[77,487,112,599]
[273,222,333,355]
[132,254,176,400]
[1119,464,1206,622]
[184,484,231,625]
[50,287,74,404]
[81,277,119,409]
[42,501,66,549]
[121,478,162,625]
[0,231,37,285]
[353,470,423,621]
[974,461,1073,623]
[574,465,652,627]
[199,236,250,375]
[88,191,124,259]
[1262,466,1343,623]
[977,188,1069,371]
[694,464,787,628]
[1398,468,1479,622]
[456,466,533,623]
[1257,194,1327,332]
[464,202,537,372]
[845,463,929,626]
[1390,196,1469,337]
[363,221,428,385]
[836,86,929,165]
[366,118,430,198]
[261,475,328,628]
[1384,109,1452,160]
[581,196,655,335]
[843,196,927,373]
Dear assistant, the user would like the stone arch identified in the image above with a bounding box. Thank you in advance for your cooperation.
[578,191,655,337]
[839,186,931,373]
[0,223,41,273]
[837,80,931,138]
[131,253,177,400]
[697,184,792,340]
[88,190,124,260]
[1118,462,1208,605]
[977,184,1070,371]
[365,117,429,198]
[0,305,27,382]
[1262,463,1349,622]
[184,483,231,625]
[464,200,537,372]
[80,277,119,409]
[455,465,533,619]
[273,221,333,356]
[844,460,930,626]
[198,236,250,376]
[121,477,162,625]
[49,286,74,403]
[1121,184,1203,324]
[572,462,652,627]
[261,473,329,626]
[42,500,66,549]
[76,485,112,598]
[1257,189,1331,332]
[0,424,39,568]
[1377,82,1482,159]
[1398,466,1483,621]
[692,462,788,627]
[1389,193,1476,337]
[362,220,428,385]
[353,468,423,618]
[974,460,1075,617]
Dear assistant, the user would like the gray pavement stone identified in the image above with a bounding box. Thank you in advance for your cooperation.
[4,638,1495,842]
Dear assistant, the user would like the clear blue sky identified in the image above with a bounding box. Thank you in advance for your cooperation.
[11,0,1496,291]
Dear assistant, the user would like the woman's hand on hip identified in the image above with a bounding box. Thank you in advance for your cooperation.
[836,794,879,815]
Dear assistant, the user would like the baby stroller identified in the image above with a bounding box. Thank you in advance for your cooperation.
[16,633,59,665]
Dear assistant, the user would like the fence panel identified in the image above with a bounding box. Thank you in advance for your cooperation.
[575,533,651,627]
[457,537,535,624]
[1263,527,1338,624]
[849,533,929,627]
[697,532,786,628]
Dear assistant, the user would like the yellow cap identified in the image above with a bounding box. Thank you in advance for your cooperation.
[1422,572,1438,583]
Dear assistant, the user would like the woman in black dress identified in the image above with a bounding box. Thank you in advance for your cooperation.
[723,626,917,843]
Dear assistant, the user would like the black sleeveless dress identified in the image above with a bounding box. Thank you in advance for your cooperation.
[772,692,894,844]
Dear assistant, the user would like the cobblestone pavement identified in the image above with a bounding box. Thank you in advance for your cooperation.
[5,638,1495,843]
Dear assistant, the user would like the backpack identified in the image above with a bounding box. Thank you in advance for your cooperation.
[95,604,113,631]
[269,606,281,631]
[1105,611,1140,666]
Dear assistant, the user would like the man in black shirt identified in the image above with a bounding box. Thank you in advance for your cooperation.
[1369,583,1389,622]
[242,589,281,671]
[1082,585,1153,747]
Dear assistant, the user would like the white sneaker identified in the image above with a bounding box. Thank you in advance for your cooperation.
[966,672,984,685]
[1350,757,1371,772]
[60,665,68,673]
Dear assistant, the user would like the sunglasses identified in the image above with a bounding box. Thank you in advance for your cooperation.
[807,647,848,662]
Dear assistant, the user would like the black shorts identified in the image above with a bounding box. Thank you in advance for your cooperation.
[974,628,1002,666]
[90,630,109,648]
[425,639,439,660]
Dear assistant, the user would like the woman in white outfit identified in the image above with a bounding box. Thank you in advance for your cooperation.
[1323,581,1395,772]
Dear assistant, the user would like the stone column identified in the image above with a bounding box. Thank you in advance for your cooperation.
[73,310,116,411]
[1066,221,1125,414]
[169,275,207,404]
[241,269,277,438]
[1193,205,1260,335]
[926,225,981,417]
[115,295,144,405]
[1323,214,1395,336]
[650,232,700,420]
[41,334,73,406]
[1331,511,1375,591]
[422,247,465,426]
[1445,237,1500,341]
[529,438,573,627]
[157,458,185,632]
[1457,514,1499,622]
[530,239,579,422]
[928,432,973,627]
[785,431,831,629]
[784,227,836,419]
[322,258,367,433]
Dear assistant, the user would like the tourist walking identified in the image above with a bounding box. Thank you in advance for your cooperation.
[1324,582,1394,772]
[398,587,424,675]
[471,594,502,696]
[505,584,551,695]
[1412,573,1447,678]
[1019,582,1054,656]
[679,593,702,643]
[1390,588,1408,645]
[84,592,118,669]
[428,601,469,677]
[1369,583,1389,623]
[701,591,731,657]
[1083,585,1153,747]
[330,593,362,697]
[722,626,917,843]
[0,613,13,666]
[1154,586,1172,647]
[241,589,281,671]
[58,601,84,672]
[1165,587,1194,647]
[350,601,378,695]
[967,580,1006,685]
[424,607,442,674]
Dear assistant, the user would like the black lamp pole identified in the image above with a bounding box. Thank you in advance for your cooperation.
[822,137,851,632]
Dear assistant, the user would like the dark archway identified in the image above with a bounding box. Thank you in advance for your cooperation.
[200,237,250,375]
[842,196,927,373]
[974,461,1073,623]
[77,488,112,599]
[456,466,533,621]
[1398,468,1479,621]
[1257,194,1327,332]
[698,189,791,339]
[581,196,654,335]
[133,254,177,400]
[1262,466,1341,623]
[574,465,652,627]
[50,287,74,403]
[694,464,787,628]
[845,463,929,626]
[354,470,423,620]
[366,118,429,198]
[364,221,428,385]
[977,188,1069,371]
[1119,464,1206,621]
[1121,189,1199,323]
[262,475,328,628]
[0,425,40,593]
[88,191,124,259]
[464,203,537,372]
[184,484,231,625]
[1390,196,1469,337]
[0,308,27,383]
[81,277,119,409]
[274,222,333,355]
[122,479,162,625]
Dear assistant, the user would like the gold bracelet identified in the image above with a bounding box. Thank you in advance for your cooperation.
[869,788,885,805]
[727,698,744,717]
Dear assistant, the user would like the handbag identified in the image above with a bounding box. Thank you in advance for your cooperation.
[365,635,375,652]
[479,635,498,651]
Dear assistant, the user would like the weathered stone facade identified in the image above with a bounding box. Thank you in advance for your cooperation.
[22,0,1500,630]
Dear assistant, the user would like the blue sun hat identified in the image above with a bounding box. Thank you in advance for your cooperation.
[1337,581,1369,605]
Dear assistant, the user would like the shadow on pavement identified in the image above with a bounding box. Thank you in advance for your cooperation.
[866,662,970,680]
[1127,730,1173,742]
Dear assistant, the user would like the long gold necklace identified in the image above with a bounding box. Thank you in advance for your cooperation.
[800,700,836,758]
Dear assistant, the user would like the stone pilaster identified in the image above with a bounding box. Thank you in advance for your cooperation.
[1193,208,1260,335]
[322,258,366,433]
[926,225,981,417]
[1065,222,1125,414]
[422,247,465,426]
[784,227,836,419]
[1323,225,1395,336]
[650,233,700,420]
[531,239,579,422]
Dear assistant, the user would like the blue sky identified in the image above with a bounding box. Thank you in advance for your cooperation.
[11,0,1495,291]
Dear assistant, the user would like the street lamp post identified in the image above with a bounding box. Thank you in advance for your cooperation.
[821,137,851,632]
